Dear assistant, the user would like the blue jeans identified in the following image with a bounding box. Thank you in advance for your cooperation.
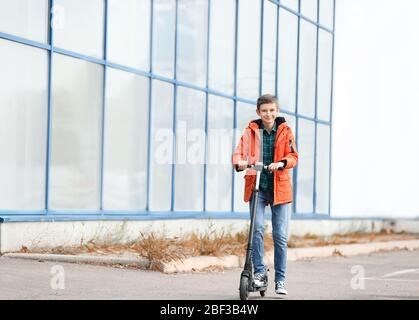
[249,190,291,283]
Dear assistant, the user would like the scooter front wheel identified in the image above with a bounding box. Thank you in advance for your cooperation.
[260,290,266,297]
[239,276,249,300]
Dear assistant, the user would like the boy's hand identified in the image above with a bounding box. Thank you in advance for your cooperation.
[237,160,248,171]
[267,162,285,172]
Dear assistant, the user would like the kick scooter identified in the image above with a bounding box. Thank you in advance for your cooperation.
[236,162,283,300]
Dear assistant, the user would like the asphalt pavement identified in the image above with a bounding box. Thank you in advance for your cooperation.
[0,250,418,300]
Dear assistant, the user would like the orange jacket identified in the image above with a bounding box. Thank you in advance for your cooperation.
[232,117,298,206]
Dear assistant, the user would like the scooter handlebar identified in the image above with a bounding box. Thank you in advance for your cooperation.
[235,162,284,172]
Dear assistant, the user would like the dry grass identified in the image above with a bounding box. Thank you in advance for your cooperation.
[129,232,187,271]
[19,228,419,271]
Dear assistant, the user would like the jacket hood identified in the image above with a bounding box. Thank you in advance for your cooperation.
[248,117,287,131]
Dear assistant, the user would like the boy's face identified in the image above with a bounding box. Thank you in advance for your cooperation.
[256,102,279,127]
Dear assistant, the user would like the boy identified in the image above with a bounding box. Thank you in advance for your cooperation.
[232,94,298,295]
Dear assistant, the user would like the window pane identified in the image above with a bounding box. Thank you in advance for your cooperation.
[152,0,176,78]
[317,30,333,122]
[234,101,257,213]
[285,114,296,135]
[177,0,208,87]
[0,0,49,43]
[296,119,315,213]
[108,0,150,71]
[53,0,104,59]
[298,20,317,118]
[300,0,318,22]
[150,80,174,211]
[316,124,330,214]
[278,8,298,113]
[208,0,235,95]
[174,87,206,211]
[103,68,149,210]
[0,39,48,210]
[319,0,334,29]
[237,0,261,100]
[262,0,277,96]
[50,53,103,210]
[285,114,296,209]
[206,96,234,212]
[281,0,298,12]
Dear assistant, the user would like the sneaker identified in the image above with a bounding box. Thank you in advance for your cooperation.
[253,272,268,288]
[275,281,288,295]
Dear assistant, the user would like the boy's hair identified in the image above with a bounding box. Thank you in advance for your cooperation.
[257,94,279,110]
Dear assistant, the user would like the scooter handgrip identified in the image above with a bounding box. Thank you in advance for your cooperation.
[235,164,254,172]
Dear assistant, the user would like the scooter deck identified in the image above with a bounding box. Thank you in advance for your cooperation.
[249,284,268,293]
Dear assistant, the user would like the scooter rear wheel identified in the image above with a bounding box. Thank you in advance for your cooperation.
[239,276,249,300]
[260,290,266,297]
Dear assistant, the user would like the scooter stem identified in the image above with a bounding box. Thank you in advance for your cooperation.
[244,162,263,271]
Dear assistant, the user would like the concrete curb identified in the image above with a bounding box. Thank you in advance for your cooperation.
[3,240,419,273]
[162,255,244,273]
[282,239,419,262]
[164,240,419,273]
[3,252,150,269]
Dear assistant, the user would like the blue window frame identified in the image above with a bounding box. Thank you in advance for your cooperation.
[0,0,335,221]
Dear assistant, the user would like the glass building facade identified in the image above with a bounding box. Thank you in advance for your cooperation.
[0,0,335,221]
